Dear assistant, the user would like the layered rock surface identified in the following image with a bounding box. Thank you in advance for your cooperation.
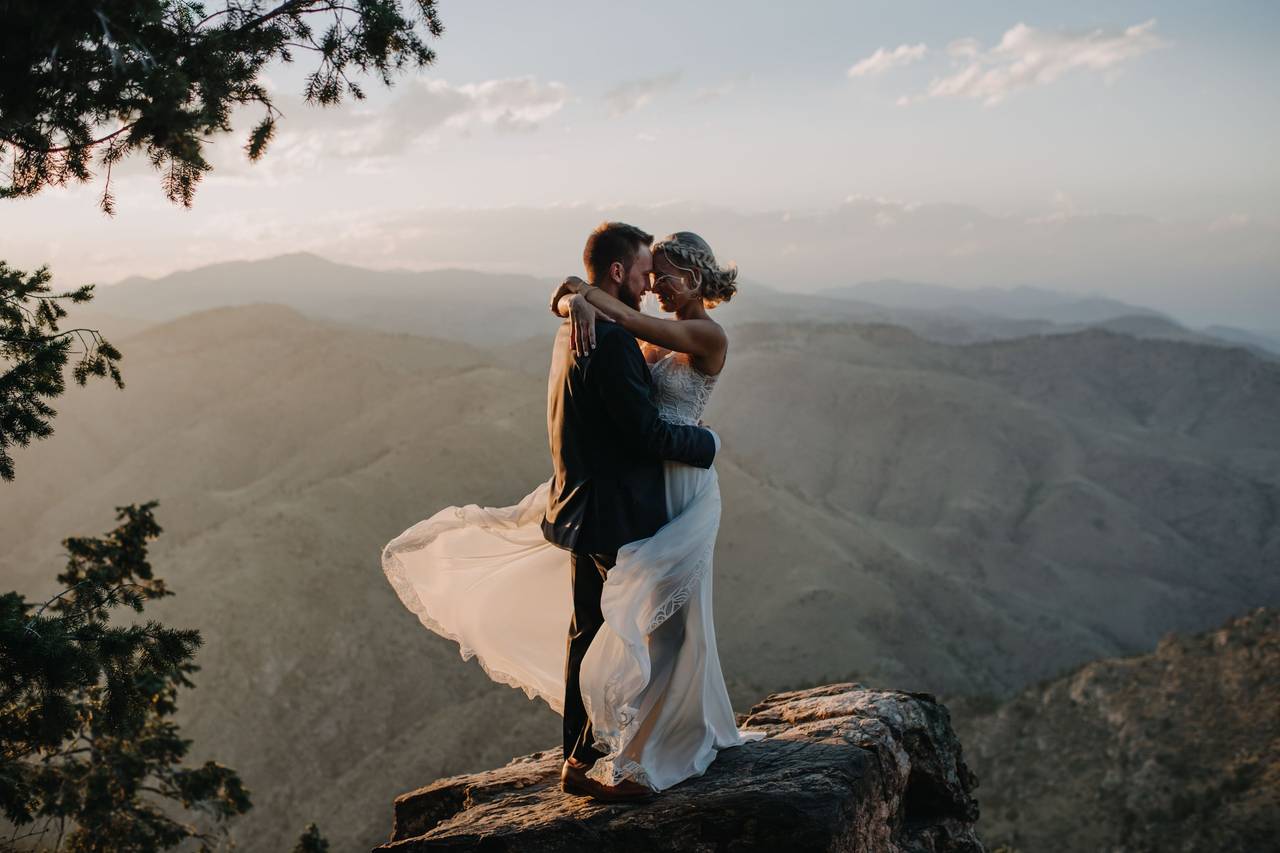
[375,683,983,852]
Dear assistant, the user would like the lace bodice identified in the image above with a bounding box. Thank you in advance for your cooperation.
[649,352,718,426]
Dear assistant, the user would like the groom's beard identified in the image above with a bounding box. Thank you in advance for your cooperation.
[618,288,641,311]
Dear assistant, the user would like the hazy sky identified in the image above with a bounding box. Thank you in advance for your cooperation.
[5,1,1279,327]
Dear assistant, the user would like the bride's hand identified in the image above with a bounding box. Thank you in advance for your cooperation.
[568,293,613,356]
[548,275,590,316]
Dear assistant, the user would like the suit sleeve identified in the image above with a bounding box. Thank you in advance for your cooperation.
[590,331,717,468]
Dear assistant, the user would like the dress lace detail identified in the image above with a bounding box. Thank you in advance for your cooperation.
[644,539,714,634]
[587,745,655,789]
[649,352,717,426]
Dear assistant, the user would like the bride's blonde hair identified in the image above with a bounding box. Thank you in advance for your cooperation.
[651,232,739,307]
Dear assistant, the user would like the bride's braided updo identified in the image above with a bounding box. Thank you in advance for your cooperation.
[651,231,738,307]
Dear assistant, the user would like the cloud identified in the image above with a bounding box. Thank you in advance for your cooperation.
[378,76,570,147]
[603,72,682,117]
[946,38,982,60]
[909,19,1169,106]
[225,75,571,168]
[448,77,571,131]
[693,73,752,103]
[847,43,928,78]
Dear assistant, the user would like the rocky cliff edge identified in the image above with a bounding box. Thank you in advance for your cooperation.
[374,683,984,852]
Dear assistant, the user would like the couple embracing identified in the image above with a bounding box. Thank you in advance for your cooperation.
[381,222,765,803]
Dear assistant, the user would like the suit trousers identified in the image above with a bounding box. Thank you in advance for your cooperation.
[564,550,616,764]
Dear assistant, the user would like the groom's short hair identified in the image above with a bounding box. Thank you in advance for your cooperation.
[583,222,654,283]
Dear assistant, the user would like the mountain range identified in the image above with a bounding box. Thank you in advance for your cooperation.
[2,255,1277,849]
[827,279,1162,324]
[92,253,1280,355]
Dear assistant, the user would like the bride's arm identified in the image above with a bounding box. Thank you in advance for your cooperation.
[560,277,726,361]
[550,281,575,317]
[550,280,619,357]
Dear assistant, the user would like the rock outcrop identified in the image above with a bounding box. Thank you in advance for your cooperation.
[374,683,983,852]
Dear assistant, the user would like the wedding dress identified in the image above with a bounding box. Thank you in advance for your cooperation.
[380,350,765,791]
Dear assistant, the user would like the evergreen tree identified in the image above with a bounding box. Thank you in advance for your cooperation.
[0,502,251,850]
[0,0,444,209]
[291,823,330,853]
[0,263,123,482]
[0,0,444,479]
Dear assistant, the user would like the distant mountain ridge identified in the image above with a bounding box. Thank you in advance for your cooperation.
[827,279,1165,323]
[1204,323,1280,356]
[95,254,1280,355]
[828,278,1280,356]
[100,252,558,344]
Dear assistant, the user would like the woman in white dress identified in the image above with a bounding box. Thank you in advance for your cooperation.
[380,231,765,796]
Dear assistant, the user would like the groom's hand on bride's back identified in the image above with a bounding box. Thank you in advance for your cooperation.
[695,419,721,455]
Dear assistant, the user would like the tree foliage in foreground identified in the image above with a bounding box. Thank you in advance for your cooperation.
[0,502,254,850]
[0,0,444,211]
[0,263,123,482]
[0,0,443,479]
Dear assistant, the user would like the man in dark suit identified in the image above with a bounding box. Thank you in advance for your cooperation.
[543,222,718,801]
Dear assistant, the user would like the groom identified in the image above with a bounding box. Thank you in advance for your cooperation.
[542,221,719,801]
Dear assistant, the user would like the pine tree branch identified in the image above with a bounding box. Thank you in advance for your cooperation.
[20,580,95,637]
[235,0,340,35]
[5,823,56,844]
[194,5,239,29]
[0,123,138,156]
[57,581,154,625]
[1,328,106,345]
[20,581,152,640]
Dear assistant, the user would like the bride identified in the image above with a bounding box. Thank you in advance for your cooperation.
[380,230,765,799]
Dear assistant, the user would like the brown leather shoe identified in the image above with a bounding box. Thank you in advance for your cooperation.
[560,761,656,802]
[588,777,656,803]
[560,759,595,797]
